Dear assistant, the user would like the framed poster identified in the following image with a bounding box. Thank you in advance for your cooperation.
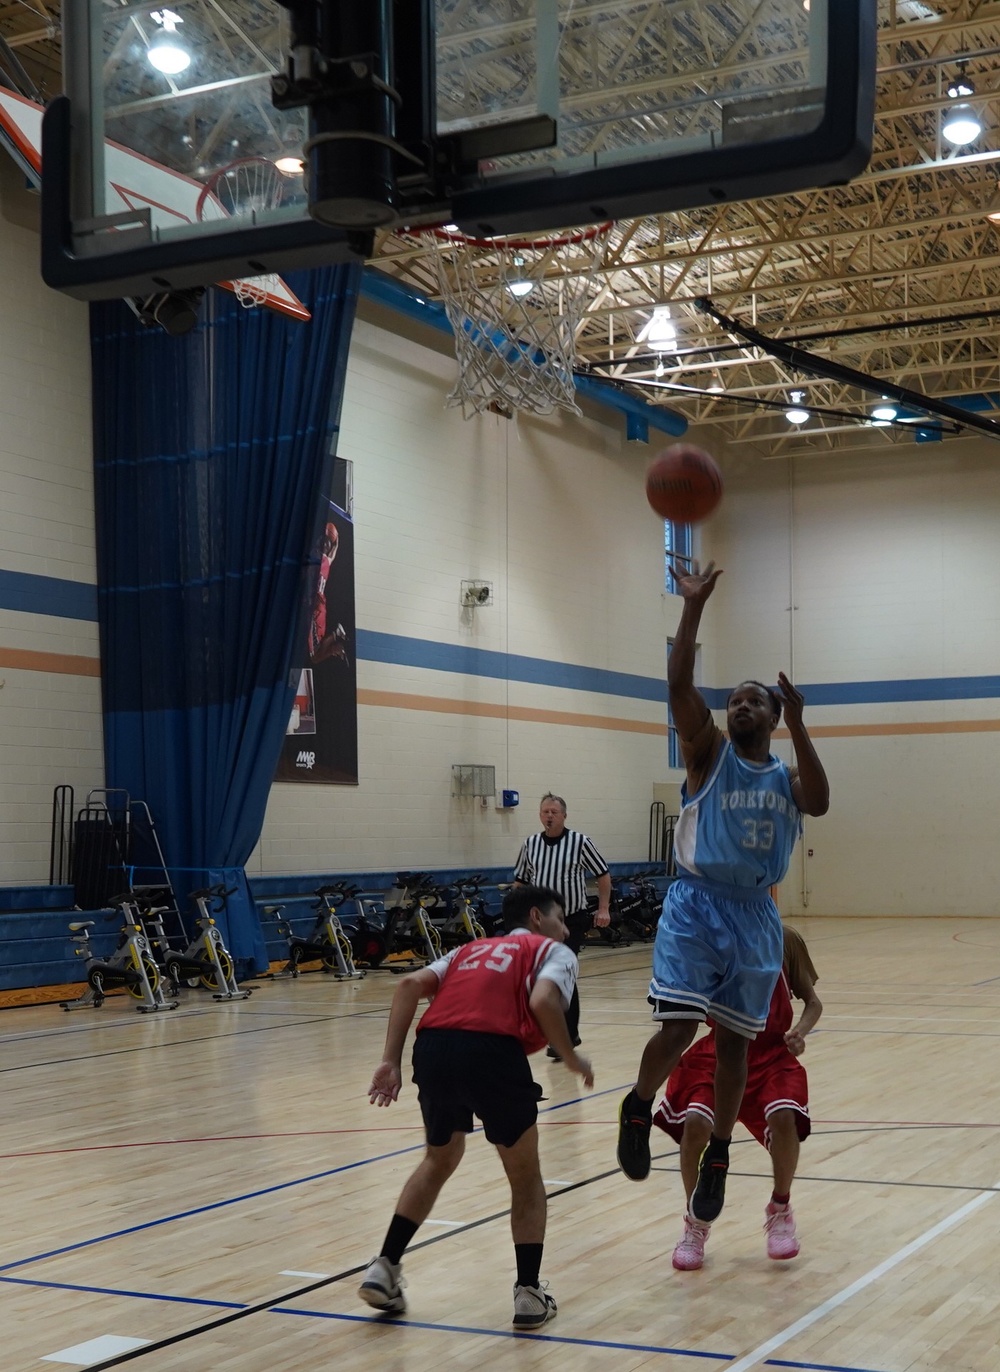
[276,458,357,783]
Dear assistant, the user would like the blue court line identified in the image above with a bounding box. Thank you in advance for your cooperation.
[0,1144,428,1274]
[0,1272,731,1363]
[276,1306,733,1358]
[765,1362,889,1372]
[0,1274,242,1309]
[0,1272,888,1371]
[0,1083,628,1274]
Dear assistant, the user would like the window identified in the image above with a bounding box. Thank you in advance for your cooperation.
[664,519,692,594]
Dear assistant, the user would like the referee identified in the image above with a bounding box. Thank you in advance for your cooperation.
[514,793,611,1055]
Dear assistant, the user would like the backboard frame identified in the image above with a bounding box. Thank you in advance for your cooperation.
[40,0,877,302]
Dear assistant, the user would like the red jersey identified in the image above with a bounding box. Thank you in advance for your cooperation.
[418,933,557,1055]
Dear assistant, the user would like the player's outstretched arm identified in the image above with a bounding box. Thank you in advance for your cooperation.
[668,560,723,741]
[777,672,830,817]
[529,980,594,1088]
[368,967,439,1106]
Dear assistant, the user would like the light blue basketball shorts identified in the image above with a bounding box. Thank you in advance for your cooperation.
[648,875,783,1038]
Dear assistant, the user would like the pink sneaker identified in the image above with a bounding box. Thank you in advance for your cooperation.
[672,1215,711,1270]
[765,1202,800,1260]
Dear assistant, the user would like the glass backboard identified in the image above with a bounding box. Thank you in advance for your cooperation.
[39,0,875,299]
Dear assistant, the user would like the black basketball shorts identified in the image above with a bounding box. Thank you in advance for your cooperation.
[412,1027,544,1148]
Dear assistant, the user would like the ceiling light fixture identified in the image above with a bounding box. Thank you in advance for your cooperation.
[148,10,190,75]
[871,399,898,422]
[942,103,982,146]
[942,67,981,146]
[275,156,304,175]
[785,389,809,425]
[637,305,678,352]
[506,253,534,299]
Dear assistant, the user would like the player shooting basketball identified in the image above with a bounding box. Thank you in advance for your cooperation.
[616,558,829,1227]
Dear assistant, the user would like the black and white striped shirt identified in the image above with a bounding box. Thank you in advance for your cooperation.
[514,829,609,916]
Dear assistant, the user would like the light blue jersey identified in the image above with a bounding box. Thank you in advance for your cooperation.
[673,739,802,888]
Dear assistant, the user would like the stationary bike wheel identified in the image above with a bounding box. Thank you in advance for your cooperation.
[127,954,161,1000]
[321,933,354,972]
[199,946,235,991]
[425,922,443,959]
[471,920,486,939]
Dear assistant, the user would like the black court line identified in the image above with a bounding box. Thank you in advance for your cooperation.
[0,1007,397,1075]
[14,1156,674,1371]
[12,1131,933,1372]
[0,1083,629,1274]
[17,1119,998,1366]
[0,1006,215,1046]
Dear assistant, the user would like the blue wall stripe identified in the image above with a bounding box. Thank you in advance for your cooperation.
[356,629,669,702]
[702,675,1000,709]
[0,569,98,622]
[4,565,1000,713]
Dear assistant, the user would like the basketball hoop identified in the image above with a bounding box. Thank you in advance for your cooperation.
[197,157,288,309]
[416,222,613,419]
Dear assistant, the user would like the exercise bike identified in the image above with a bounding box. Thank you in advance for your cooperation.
[275,883,365,979]
[385,873,445,962]
[61,898,179,1013]
[138,885,251,1000]
[436,875,489,948]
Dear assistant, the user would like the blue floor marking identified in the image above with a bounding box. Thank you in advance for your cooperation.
[0,1274,242,1308]
[0,1271,731,1362]
[0,1271,889,1370]
[0,1083,629,1274]
[277,1305,734,1357]
[765,1361,889,1372]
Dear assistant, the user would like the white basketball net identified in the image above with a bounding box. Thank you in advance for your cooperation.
[231,271,284,309]
[431,224,611,418]
[200,159,288,311]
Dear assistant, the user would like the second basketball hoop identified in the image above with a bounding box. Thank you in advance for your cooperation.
[196,156,296,309]
[419,222,613,420]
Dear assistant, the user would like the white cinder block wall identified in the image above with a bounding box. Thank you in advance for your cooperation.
[254,310,675,875]
[703,437,1000,917]
[0,166,102,883]
[3,175,997,918]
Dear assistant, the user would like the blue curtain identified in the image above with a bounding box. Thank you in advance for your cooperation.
[91,267,361,973]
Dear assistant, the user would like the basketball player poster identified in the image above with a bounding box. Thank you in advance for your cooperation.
[275,458,358,784]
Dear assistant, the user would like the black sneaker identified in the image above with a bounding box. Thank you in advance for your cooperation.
[546,1045,562,1061]
[690,1142,729,1222]
[616,1092,651,1180]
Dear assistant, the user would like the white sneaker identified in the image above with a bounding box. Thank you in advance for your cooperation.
[512,1281,557,1329]
[358,1255,407,1314]
[765,1202,801,1260]
[672,1214,711,1271]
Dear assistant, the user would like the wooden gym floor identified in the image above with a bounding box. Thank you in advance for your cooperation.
[3,916,999,1372]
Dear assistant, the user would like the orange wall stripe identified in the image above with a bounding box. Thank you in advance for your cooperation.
[360,689,1000,740]
[0,647,100,677]
[358,688,669,735]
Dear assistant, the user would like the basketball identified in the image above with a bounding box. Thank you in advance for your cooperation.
[645,445,723,524]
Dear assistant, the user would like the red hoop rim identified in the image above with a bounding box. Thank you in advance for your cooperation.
[196,156,286,222]
[408,220,614,251]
